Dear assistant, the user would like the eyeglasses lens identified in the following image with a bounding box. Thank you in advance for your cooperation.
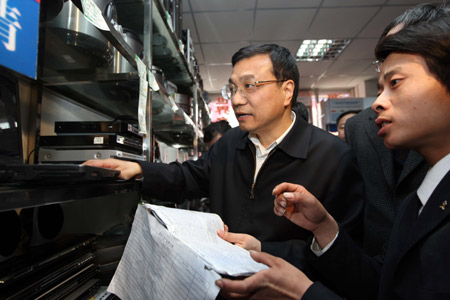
[222,85,232,100]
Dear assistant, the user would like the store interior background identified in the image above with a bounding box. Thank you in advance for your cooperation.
[0,2,438,296]
[181,0,425,129]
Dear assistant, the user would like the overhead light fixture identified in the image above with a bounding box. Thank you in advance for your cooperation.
[296,39,351,61]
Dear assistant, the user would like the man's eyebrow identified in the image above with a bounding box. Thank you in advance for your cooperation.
[383,67,402,81]
[239,75,255,81]
[378,66,403,89]
[230,75,255,84]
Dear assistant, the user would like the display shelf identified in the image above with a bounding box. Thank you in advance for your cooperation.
[43,79,140,120]
[197,90,211,129]
[40,4,140,82]
[0,181,140,212]
[151,0,193,86]
[37,0,206,151]
[38,0,143,119]
[38,0,201,147]
[69,0,140,70]
[152,89,202,148]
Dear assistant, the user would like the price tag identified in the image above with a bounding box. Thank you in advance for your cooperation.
[136,56,148,135]
[148,69,160,91]
[93,136,104,144]
[80,0,110,31]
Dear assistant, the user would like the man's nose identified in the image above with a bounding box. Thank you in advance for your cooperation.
[372,91,388,114]
[231,89,246,106]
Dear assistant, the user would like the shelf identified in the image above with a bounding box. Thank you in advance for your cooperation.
[151,0,193,86]
[43,77,141,120]
[112,0,193,86]
[152,90,201,148]
[39,0,143,119]
[69,0,141,70]
[41,1,140,80]
[0,181,140,212]
[37,0,205,149]
[197,91,211,129]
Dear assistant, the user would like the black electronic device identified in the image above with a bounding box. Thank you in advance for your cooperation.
[0,68,122,185]
[0,235,96,290]
[0,163,120,183]
[54,121,142,138]
[1,255,98,300]
[64,278,101,300]
[38,148,146,163]
[40,134,143,155]
[0,69,22,165]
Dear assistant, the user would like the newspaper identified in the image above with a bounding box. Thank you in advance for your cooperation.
[108,204,268,300]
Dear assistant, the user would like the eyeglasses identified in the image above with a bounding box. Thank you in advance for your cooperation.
[373,60,382,73]
[221,80,287,100]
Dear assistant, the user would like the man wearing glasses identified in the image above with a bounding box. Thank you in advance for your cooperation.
[85,44,365,269]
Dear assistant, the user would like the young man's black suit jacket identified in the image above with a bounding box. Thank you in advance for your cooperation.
[345,108,429,256]
[138,115,365,270]
[304,170,450,300]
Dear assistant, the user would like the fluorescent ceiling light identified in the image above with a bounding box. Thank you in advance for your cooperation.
[296,39,351,61]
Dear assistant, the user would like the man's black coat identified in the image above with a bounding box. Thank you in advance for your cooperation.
[139,116,365,268]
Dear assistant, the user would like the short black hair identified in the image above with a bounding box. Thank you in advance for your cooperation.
[231,44,299,107]
[375,4,450,92]
[203,120,231,143]
[336,110,360,126]
[379,3,444,41]
[292,101,309,122]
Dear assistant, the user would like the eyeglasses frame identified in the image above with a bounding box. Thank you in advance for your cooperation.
[222,79,287,100]
[373,60,383,73]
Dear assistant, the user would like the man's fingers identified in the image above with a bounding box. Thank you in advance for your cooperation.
[216,278,253,295]
[272,182,300,195]
[83,158,120,170]
[274,193,294,217]
[216,271,266,296]
[249,250,279,268]
[274,206,286,216]
[82,159,107,167]
[218,290,250,299]
[218,230,242,244]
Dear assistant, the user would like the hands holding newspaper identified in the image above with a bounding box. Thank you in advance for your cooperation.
[216,182,339,299]
[216,250,312,300]
[217,225,262,252]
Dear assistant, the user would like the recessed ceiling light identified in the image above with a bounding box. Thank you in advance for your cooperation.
[296,39,351,61]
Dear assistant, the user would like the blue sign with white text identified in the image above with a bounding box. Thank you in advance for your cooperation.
[0,0,40,79]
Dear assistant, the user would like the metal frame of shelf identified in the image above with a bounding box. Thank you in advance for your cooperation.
[0,181,140,212]
[0,0,210,213]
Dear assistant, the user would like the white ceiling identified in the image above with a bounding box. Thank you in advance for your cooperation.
[181,0,426,94]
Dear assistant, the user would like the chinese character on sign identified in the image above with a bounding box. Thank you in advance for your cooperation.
[0,0,39,79]
[0,0,22,51]
[216,96,228,104]
[216,104,230,115]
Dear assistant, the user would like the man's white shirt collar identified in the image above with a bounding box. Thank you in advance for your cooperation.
[417,153,450,207]
[249,111,296,156]
[249,111,296,181]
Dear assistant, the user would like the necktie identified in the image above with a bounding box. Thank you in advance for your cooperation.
[398,192,422,249]
[411,192,422,218]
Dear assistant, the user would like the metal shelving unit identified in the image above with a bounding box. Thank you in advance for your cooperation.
[0,0,210,212]
[0,181,140,212]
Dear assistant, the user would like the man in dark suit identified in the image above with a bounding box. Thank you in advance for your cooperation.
[85,44,364,271]
[343,2,446,256]
[215,3,450,299]
[345,107,428,256]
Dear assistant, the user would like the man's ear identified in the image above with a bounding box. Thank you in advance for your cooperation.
[283,80,295,107]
